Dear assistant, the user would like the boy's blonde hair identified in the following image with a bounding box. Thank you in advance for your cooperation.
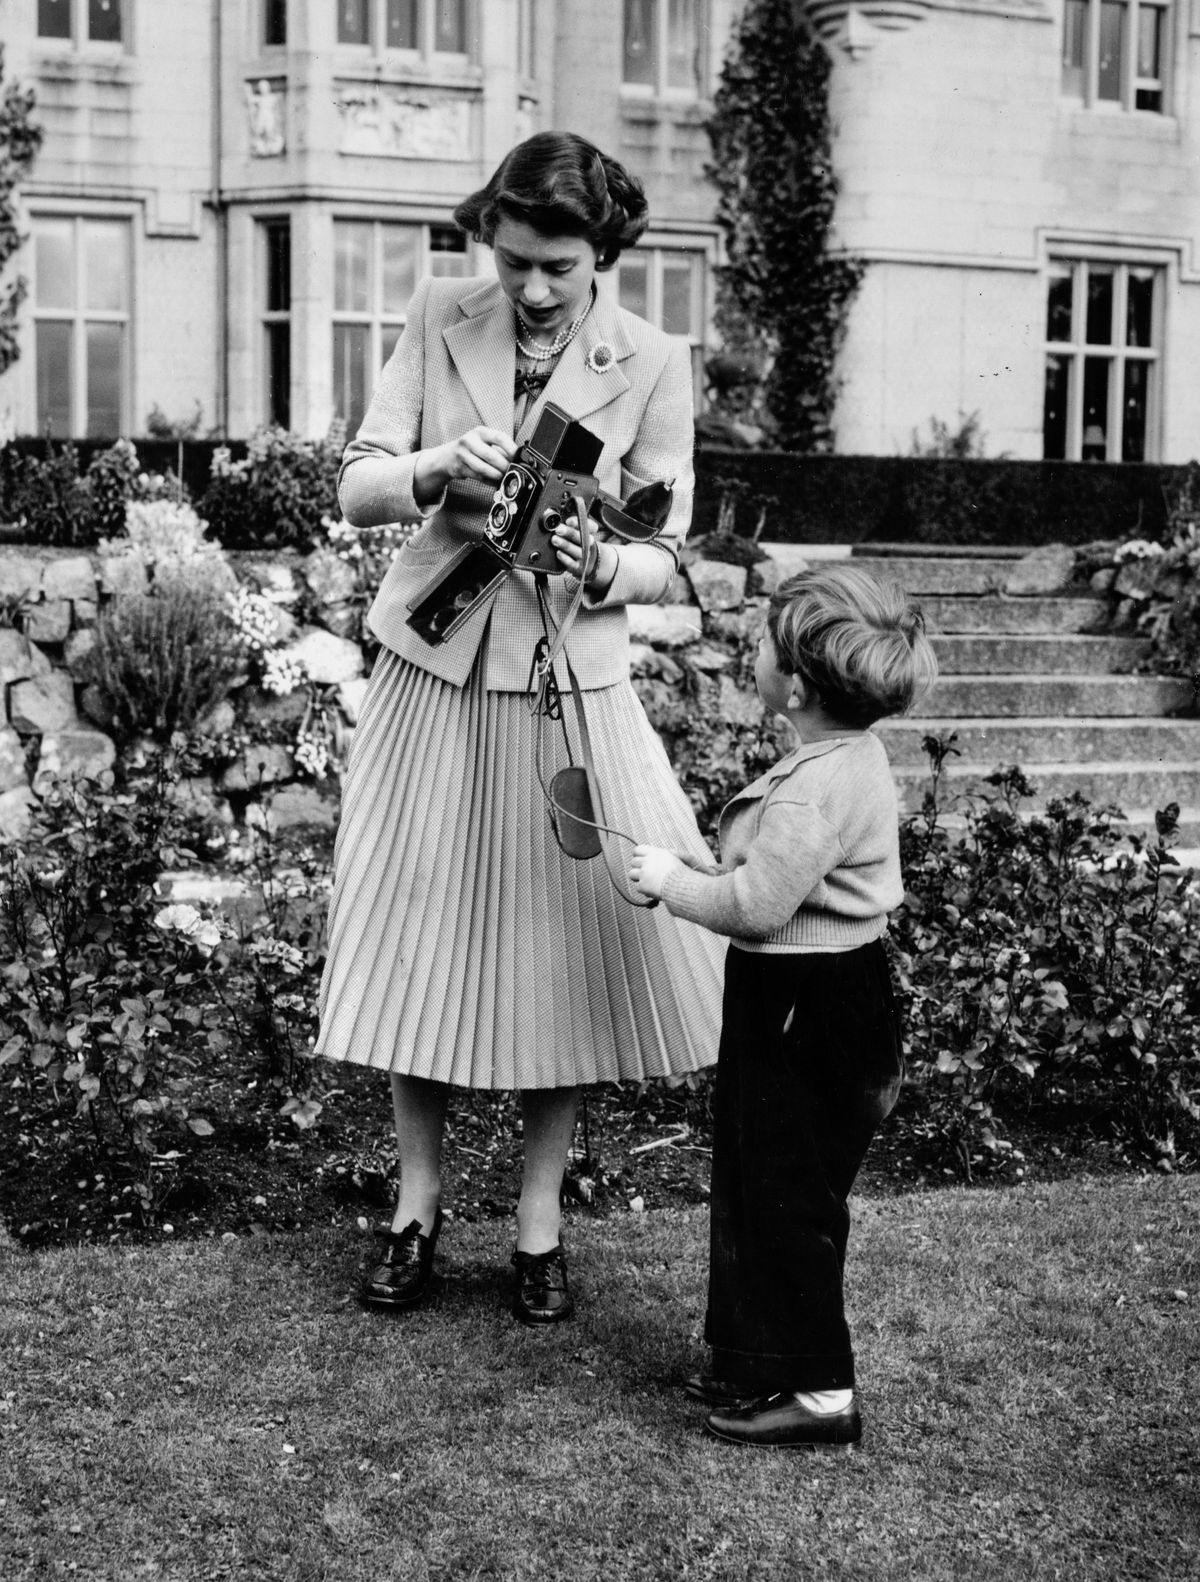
[766,563,939,728]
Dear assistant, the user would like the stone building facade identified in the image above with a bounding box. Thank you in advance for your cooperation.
[1,1,1199,463]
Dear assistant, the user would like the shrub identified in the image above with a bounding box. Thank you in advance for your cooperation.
[0,759,225,1214]
[84,438,141,540]
[0,437,89,544]
[84,582,245,743]
[893,738,1200,1168]
[200,426,342,550]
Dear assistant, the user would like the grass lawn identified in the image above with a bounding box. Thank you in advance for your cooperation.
[2,1175,1197,1582]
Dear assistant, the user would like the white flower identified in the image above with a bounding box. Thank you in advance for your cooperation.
[262,650,308,696]
[227,587,284,652]
[250,939,306,975]
[154,903,223,956]
[1113,538,1165,564]
[585,340,616,375]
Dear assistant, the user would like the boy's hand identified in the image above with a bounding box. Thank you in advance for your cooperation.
[629,845,679,900]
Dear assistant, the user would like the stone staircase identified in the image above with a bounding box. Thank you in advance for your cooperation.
[767,543,1200,847]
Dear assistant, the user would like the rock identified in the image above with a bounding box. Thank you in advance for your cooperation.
[170,776,234,825]
[33,728,117,795]
[626,603,702,649]
[251,561,301,606]
[0,785,35,841]
[0,555,41,605]
[717,673,766,728]
[1004,545,1076,596]
[79,684,115,730]
[73,598,99,626]
[63,627,98,676]
[41,555,97,603]
[194,699,237,737]
[708,602,768,647]
[98,551,150,598]
[0,726,28,793]
[0,629,52,687]
[687,558,748,613]
[319,601,363,641]
[24,599,72,645]
[9,672,78,734]
[243,686,307,729]
[256,783,339,831]
[685,642,734,675]
[219,743,296,792]
[302,548,358,607]
[336,677,369,725]
[284,627,364,686]
[629,645,684,684]
[1090,568,1117,595]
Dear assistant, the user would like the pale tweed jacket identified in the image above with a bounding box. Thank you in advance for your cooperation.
[340,274,696,692]
[660,733,905,952]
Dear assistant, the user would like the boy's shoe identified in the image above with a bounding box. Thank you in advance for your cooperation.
[706,1392,862,1448]
[683,1373,759,1411]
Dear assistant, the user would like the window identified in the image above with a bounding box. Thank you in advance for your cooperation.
[1062,0,1168,112]
[264,0,288,47]
[33,216,130,438]
[262,219,292,429]
[623,0,705,96]
[38,0,124,44]
[618,246,707,407]
[337,0,471,56]
[1043,259,1161,461]
[332,220,470,434]
[517,0,537,78]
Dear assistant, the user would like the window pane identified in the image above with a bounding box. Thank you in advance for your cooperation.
[666,0,698,91]
[1098,2,1123,101]
[266,322,291,427]
[1082,356,1111,458]
[1046,266,1073,341]
[386,0,418,47]
[624,0,657,86]
[334,222,371,312]
[662,256,699,337]
[37,322,73,437]
[382,226,419,311]
[382,325,403,367]
[265,221,291,313]
[86,321,123,437]
[428,225,469,279]
[338,0,370,45]
[1043,354,1069,460]
[1085,268,1113,345]
[1137,6,1161,77]
[88,0,122,43]
[619,254,649,320]
[36,220,75,311]
[333,323,370,436]
[1062,0,1085,96]
[84,221,127,312]
[38,0,72,39]
[1126,268,1154,347]
[435,0,467,52]
[1122,360,1149,462]
[265,0,288,46]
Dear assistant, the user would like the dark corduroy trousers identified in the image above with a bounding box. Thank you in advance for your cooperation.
[705,940,904,1394]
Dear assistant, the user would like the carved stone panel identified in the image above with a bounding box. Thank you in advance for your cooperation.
[245,78,286,157]
[334,88,473,160]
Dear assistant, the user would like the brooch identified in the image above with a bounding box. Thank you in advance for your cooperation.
[585,340,616,374]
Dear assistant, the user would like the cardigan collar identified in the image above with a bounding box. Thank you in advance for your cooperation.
[723,734,871,815]
[442,278,635,440]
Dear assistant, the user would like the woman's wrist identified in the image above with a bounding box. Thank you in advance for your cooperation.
[413,445,451,506]
[586,541,618,596]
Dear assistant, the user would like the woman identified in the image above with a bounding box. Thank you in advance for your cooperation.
[316,131,725,1325]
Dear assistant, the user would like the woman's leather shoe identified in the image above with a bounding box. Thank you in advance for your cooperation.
[359,1210,443,1311]
[511,1243,574,1325]
[706,1393,862,1448]
[684,1373,758,1411]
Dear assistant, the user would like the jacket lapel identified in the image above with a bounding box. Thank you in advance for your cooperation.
[442,280,517,434]
[517,288,634,441]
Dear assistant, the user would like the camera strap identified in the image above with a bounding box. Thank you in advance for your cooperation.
[529,503,658,910]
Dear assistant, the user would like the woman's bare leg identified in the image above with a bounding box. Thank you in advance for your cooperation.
[388,1074,450,1234]
[515,1085,581,1253]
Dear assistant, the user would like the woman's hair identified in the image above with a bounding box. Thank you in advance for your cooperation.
[766,564,939,728]
[453,131,649,270]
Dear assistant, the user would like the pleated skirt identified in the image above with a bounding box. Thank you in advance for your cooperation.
[315,645,726,1090]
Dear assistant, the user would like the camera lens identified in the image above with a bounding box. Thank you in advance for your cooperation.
[501,469,523,501]
[488,501,512,537]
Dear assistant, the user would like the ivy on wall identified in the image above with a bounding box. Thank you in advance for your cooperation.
[0,47,43,380]
[704,0,862,453]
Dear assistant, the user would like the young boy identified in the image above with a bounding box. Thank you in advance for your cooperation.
[630,563,938,1447]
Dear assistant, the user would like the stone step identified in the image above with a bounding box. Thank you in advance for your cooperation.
[930,633,1149,675]
[919,594,1108,635]
[892,761,1200,817]
[848,555,1025,596]
[878,716,1200,765]
[920,674,1192,717]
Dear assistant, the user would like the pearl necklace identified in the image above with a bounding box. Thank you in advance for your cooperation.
[515,299,591,362]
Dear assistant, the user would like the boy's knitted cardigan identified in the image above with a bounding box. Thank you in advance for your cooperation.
[660,732,903,953]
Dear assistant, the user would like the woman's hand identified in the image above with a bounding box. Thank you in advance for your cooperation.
[552,517,617,594]
[414,426,517,502]
[629,845,680,901]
